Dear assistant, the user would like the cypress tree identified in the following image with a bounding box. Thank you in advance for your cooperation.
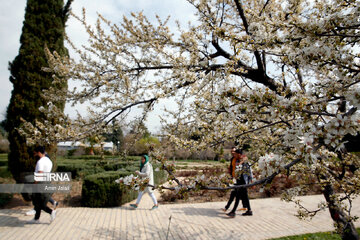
[6,0,73,184]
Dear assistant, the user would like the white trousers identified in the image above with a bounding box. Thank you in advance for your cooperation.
[136,191,158,205]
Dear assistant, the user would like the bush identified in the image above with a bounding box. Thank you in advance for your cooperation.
[103,162,130,171]
[0,139,9,153]
[65,155,120,160]
[57,162,104,179]
[0,154,7,167]
[67,149,76,157]
[0,193,12,207]
[81,170,138,207]
[81,164,168,207]
[153,164,168,186]
[0,166,12,178]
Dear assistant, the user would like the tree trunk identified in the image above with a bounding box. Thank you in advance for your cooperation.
[323,184,359,240]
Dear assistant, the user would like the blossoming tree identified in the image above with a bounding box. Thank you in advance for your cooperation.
[23,0,360,239]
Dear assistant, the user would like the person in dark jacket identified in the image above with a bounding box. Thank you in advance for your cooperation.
[223,147,247,212]
[226,148,253,217]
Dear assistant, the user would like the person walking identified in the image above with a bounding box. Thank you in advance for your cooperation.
[130,155,159,210]
[223,147,247,213]
[226,148,253,217]
[25,198,59,216]
[28,146,56,223]
[25,151,59,216]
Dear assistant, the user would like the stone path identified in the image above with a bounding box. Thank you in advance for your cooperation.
[1,194,360,240]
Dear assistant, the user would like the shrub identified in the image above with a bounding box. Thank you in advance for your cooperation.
[81,170,138,207]
[0,139,9,153]
[153,164,168,186]
[0,193,12,207]
[65,155,119,160]
[67,149,76,157]
[81,165,168,207]
[0,166,12,178]
[103,162,130,171]
[56,162,104,179]
[0,154,7,167]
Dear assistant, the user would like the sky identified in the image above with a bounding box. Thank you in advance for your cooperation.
[0,0,196,133]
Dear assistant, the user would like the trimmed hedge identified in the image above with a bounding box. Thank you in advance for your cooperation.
[57,160,139,179]
[0,193,12,207]
[81,171,138,207]
[103,162,130,171]
[0,154,7,167]
[81,164,168,207]
[57,162,105,179]
[0,166,12,178]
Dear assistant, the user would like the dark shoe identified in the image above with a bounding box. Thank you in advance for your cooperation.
[242,210,253,216]
[221,207,228,212]
[226,212,236,218]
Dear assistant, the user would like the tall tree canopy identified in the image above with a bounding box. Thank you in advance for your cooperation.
[29,0,359,238]
[6,0,73,182]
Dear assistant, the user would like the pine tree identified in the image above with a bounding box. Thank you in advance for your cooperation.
[6,0,73,183]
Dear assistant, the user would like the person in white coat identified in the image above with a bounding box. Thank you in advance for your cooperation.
[130,155,159,210]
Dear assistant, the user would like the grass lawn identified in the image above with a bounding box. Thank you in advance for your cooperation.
[270,229,360,240]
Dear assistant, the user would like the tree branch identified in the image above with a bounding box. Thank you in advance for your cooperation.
[234,0,249,34]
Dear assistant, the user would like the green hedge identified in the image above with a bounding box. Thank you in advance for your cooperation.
[57,162,104,179]
[81,165,168,207]
[103,162,130,171]
[0,193,12,207]
[0,166,12,178]
[0,154,7,167]
[81,171,138,207]
[56,160,139,179]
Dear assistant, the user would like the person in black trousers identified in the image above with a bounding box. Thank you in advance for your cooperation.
[223,147,247,212]
[28,146,56,224]
[226,148,253,217]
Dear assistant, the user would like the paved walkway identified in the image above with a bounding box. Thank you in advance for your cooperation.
[1,194,360,240]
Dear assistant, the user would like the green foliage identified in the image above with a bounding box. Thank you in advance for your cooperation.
[153,164,168,186]
[64,155,119,160]
[103,120,124,151]
[269,229,360,240]
[0,154,11,178]
[132,136,160,155]
[56,156,139,179]
[67,149,76,157]
[0,120,7,138]
[0,157,13,207]
[81,163,167,207]
[6,0,72,182]
[103,162,133,171]
[0,166,12,179]
[0,154,7,166]
[56,161,105,179]
[81,171,138,207]
[0,193,12,208]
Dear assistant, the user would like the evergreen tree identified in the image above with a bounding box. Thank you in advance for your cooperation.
[6,0,73,183]
[103,120,124,152]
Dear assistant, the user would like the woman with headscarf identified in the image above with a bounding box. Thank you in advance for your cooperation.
[130,155,159,210]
